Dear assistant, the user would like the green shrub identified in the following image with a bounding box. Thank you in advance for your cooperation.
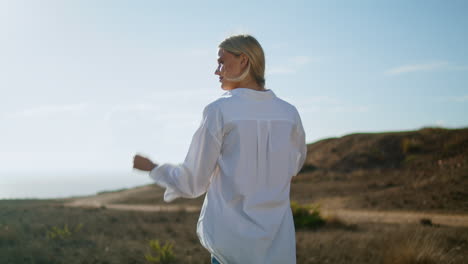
[145,239,176,264]
[46,224,83,240]
[299,164,318,173]
[401,137,424,154]
[291,201,325,229]
[403,154,419,165]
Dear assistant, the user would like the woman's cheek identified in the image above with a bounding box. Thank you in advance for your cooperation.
[221,66,227,75]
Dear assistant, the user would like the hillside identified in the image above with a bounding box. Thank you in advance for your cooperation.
[67,127,468,214]
[294,127,468,213]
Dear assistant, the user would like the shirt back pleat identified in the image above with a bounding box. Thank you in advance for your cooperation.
[256,120,261,189]
[266,120,272,187]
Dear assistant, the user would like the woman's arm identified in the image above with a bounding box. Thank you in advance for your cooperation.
[141,104,223,202]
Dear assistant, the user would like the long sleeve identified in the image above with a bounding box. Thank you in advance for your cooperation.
[149,104,223,202]
[293,112,307,176]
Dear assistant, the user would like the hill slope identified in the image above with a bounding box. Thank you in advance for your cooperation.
[294,127,468,213]
[68,127,468,214]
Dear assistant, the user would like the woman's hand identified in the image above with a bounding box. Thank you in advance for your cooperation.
[133,154,157,172]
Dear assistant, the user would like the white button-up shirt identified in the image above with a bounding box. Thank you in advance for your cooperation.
[150,88,307,264]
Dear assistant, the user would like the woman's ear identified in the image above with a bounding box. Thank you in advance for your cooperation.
[240,54,249,66]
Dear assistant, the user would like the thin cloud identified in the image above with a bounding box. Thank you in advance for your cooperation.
[449,95,468,103]
[5,103,88,118]
[104,104,162,122]
[289,56,312,66]
[435,120,446,126]
[298,104,369,114]
[288,95,340,105]
[385,62,448,76]
[288,96,369,114]
[182,48,212,59]
[450,65,468,71]
[329,105,369,113]
[104,103,201,123]
[455,95,468,102]
[150,89,217,99]
[267,55,313,76]
[267,67,296,75]
[435,95,468,103]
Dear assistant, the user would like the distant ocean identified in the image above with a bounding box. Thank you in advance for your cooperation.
[0,171,152,199]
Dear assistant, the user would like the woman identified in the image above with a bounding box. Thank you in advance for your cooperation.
[133,34,307,264]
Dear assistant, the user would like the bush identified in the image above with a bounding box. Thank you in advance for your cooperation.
[401,137,424,154]
[291,201,325,229]
[46,224,83,240]
[145,239,176,264]
[299,164,318,173]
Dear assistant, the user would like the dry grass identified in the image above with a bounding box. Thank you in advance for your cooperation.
[296,223,468,264]
[382,231,452,264]
[0,200,210,264]
[1,200,467,263]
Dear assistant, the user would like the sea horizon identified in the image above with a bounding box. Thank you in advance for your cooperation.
[0,170,151,200]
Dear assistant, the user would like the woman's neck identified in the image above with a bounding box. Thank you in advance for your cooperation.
[235,77,265,91]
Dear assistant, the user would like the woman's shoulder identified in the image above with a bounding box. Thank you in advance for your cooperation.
[202,95,232,119]
[269,96,301,119]
[274,96,298,110]
[204,91,237,111]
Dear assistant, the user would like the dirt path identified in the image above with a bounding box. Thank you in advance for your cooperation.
[65,185,155,207]
[65,189,468,227]
[322,209,468,227]
[315,197,468,227]
[65,186,200,213]
[67,203,200,213]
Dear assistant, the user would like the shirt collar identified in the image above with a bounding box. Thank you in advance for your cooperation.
[225,88,275,100]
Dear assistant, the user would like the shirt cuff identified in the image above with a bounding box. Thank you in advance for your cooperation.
[148,164,183,202]
[149,165,161,181]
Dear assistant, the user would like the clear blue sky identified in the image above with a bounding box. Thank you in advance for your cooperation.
[1,1,467,181]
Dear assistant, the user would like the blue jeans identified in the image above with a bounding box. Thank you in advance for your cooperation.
[211,255,221,264]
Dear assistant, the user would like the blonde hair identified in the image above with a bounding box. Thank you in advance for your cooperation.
[219,34,266,88]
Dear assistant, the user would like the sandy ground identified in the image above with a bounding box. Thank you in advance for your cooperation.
[65,185,200,212]
[65,187,468,228]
